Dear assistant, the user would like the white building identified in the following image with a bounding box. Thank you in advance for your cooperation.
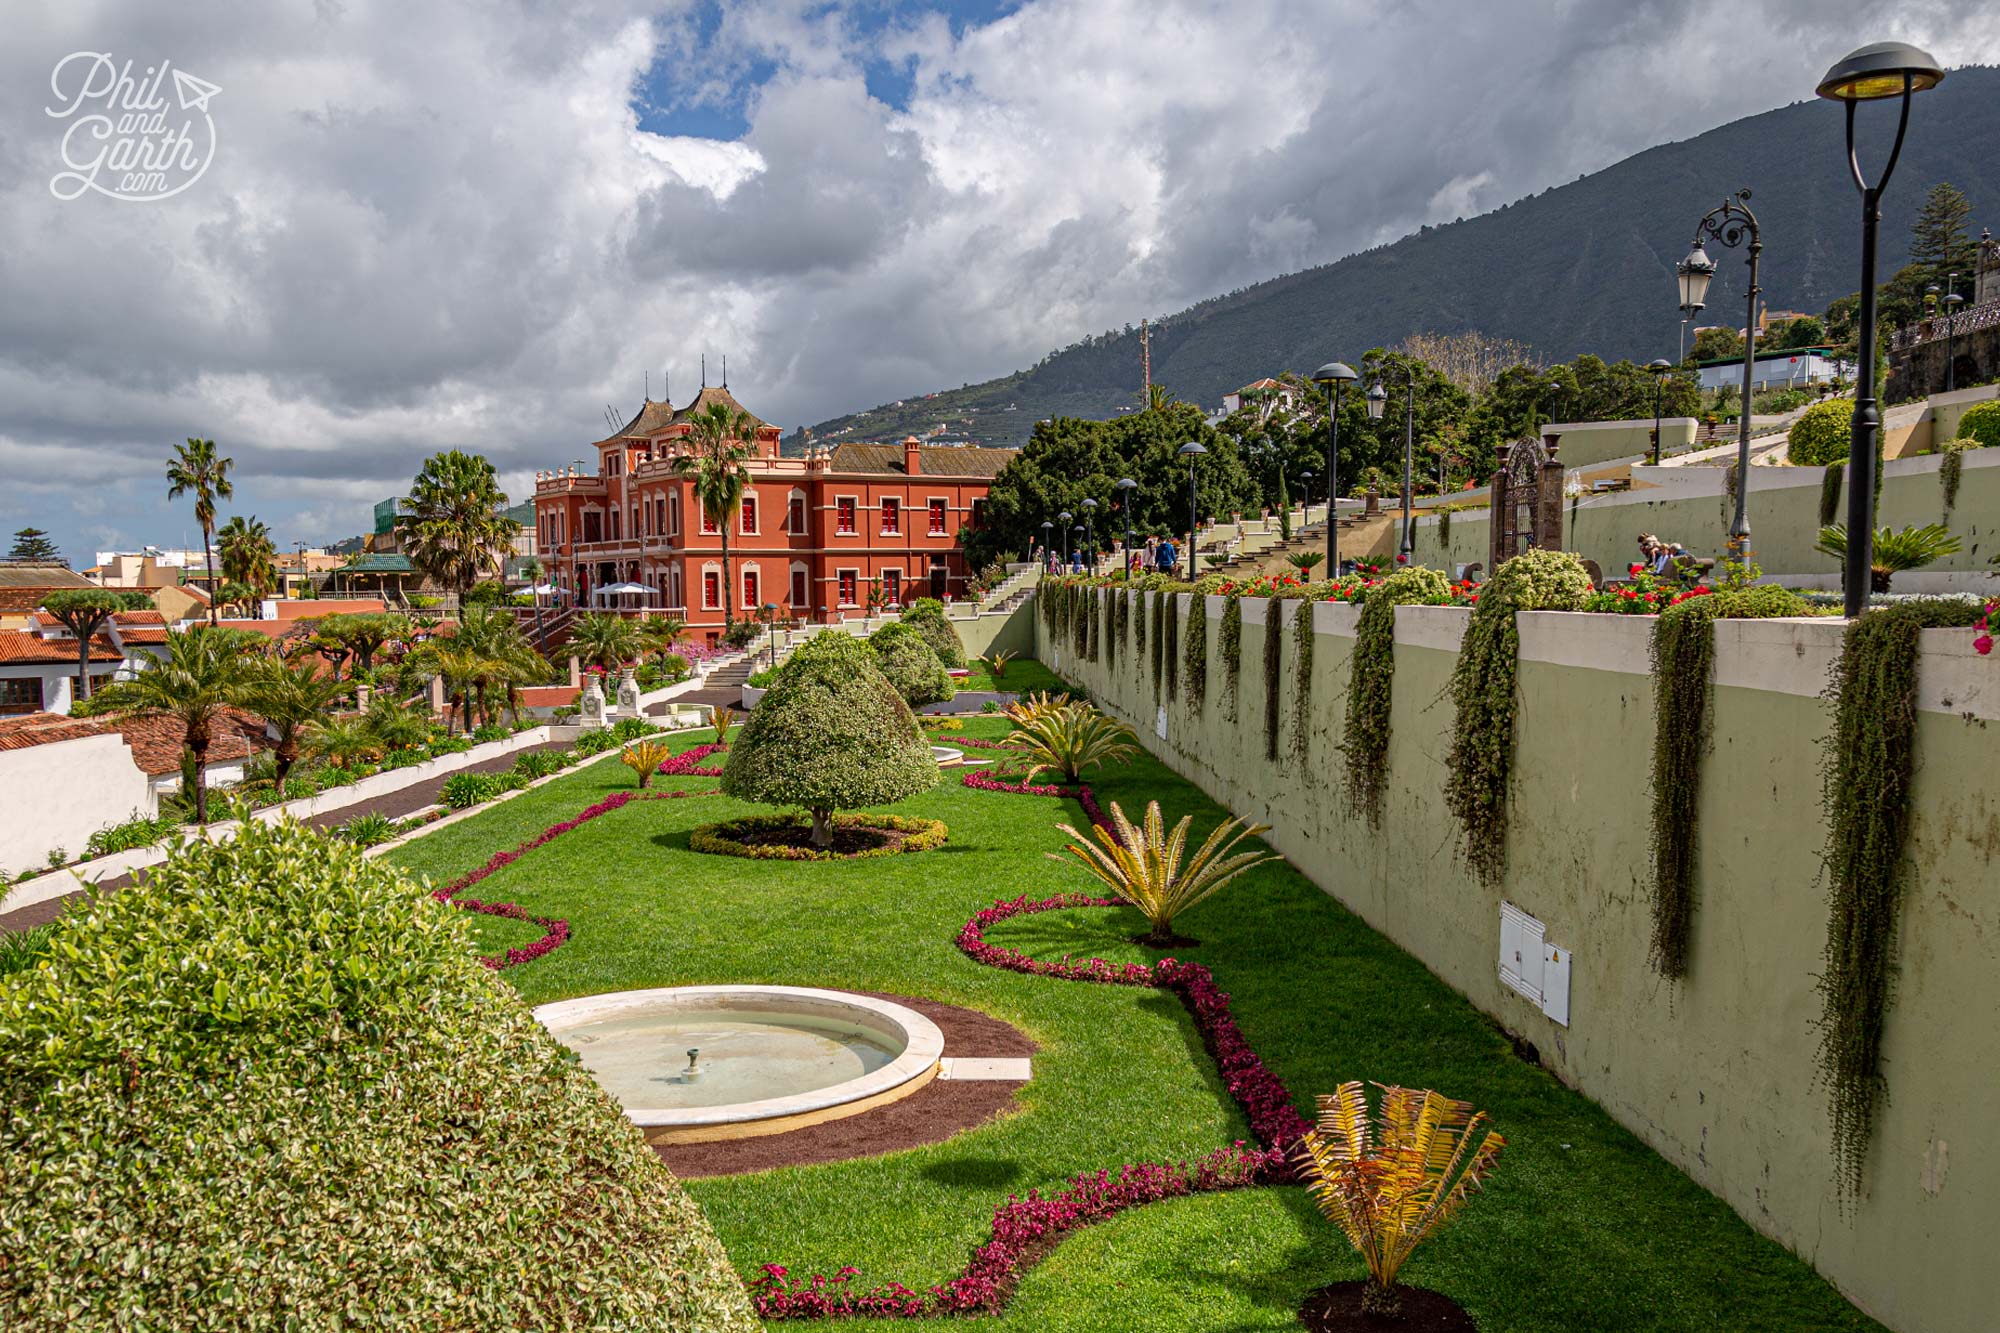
[1695,348,1844,392]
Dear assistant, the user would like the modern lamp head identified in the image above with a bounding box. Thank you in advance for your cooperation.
[1312,361,1358,390]
[1647,358,1673,376]
[1677,245,1716,312]
[1116,476,1137,491]
[1082,497,1097,510]
[1364,383,1388,421]
[1178,441,1208,458]
[1057,510,1072,523]
[1815,41,1945,102]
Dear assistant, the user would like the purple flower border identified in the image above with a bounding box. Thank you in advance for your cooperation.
[750,884,1310,1318]
[659,741,728,777]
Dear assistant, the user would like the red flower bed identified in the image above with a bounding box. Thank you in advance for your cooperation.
[752,891,1308,1319]
[658,741,728,777]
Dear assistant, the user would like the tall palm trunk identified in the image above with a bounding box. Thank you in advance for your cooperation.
[202,525,218,626]
[188,727,211,824]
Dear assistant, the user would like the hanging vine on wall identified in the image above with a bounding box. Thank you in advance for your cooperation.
[1819,464,1844,527]
[1437,506,1452,552]
[1073,582,1091,657]
[1103,588,1116,669]
[1151,590,1167,703]
[1182,593,1208,708]
[1116,588,1130,667]
[1290,595,1315,766]
[1645,584,1811,981]
[1219,595,1243,722]
[1442,549,1592,885]
[1342,567,1449,826]
[1262,595,1284,761]
[1722,461,1740,526]
[1817,598,1982,1199]
[1939,441,1966,519]
[1133,584,1146,658]
[1162,592,1181,701]
[1086,587,1100,661]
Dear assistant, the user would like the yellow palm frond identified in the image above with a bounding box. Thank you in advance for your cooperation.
[1047,799,1274,944]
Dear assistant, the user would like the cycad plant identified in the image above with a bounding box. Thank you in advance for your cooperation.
[1050,799,1275,945]
[1814,522,1963,593]
[980,649,1015,679]
[636,614,687,667]
[621,738,671,789]
[1296,1082,1506,1318]
[1286,550,1327,578]
[237,654,354,786]
[709,705,736,747]
[1003,690,1075,728]
[999,701,1137,784]
[308,715,386,771]
[567,611,643,672]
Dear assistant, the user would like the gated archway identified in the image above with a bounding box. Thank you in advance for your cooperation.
[1488,435,1565,571]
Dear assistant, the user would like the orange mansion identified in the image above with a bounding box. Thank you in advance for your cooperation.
[531,386,1014,638]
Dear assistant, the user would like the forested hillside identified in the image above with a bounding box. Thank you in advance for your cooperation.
[798,67,1998,451]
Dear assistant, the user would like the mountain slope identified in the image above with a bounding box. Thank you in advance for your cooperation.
[800,66,1999,450]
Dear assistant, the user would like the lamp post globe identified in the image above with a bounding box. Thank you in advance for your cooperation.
[1301,470,1313,517]
[1365,383,1387,420]
[1115,477,1138,578]
[1676,245,1716,313]
[1312,362,1358,571]
[1057,511,1073,565]
[1817,40,1945,616]
[1178,441,1207,582]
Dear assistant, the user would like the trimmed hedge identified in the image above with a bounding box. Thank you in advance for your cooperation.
[0,820,757,1331]
[690,813,948,861]
[870,621,957,707]
[901,600,967,669]
[1786,399,1856,467]
[1956,400,2000,451]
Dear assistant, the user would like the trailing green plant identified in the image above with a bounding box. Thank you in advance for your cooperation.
[1645,585,1809,979]
[1818,463,1844,527]
[1163,591,1181,701]
[1817,598,1983,1198]
[1342,567,1450,825]
[1071,582,1090,657]
[1442,549,1591,884]
[1938,439,1967,518]
[1262,595,1284,761]
[1219,595,1243,721]
[1181,593,1208,707]
[1151,590,1167,703]
[1086,586,1101,661]
[1100,590,1114,668]
[1437,506,1453,551]
[1290,593,1316,765]
[1132,584,1145,657]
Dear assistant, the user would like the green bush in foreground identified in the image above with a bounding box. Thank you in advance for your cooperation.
[870,621,957,707]
[0,820,756,1331]
[1786,398,1857,467]
[900,598,967,668]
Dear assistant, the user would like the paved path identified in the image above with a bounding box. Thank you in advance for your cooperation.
[0,739,573,936]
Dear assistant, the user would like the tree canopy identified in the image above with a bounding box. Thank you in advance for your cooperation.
[8,528,60,562]
[396,451,515,603]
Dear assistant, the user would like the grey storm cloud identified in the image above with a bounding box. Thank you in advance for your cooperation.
[1,0,1997,562]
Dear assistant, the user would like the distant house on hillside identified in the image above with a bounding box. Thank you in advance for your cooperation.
[1694,347,1843,392]
[1220,378,1297,417]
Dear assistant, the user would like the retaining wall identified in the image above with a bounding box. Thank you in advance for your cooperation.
[1038,589,1998,1333]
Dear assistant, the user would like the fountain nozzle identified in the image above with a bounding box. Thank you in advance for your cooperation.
[685,1047,701,1078]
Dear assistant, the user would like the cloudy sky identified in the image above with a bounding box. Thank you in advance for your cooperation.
[3,0,1997,564]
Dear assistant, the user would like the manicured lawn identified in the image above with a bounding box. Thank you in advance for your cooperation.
[388,701,1881,1332]
[952,657,1059,695]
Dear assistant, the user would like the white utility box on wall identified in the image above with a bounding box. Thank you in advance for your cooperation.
[1499,901,1571,1028]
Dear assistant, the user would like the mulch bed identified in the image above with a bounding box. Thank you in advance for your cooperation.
[1299,1283,1477,1333]
[728,823,914,855]
[655,993,1035,1179]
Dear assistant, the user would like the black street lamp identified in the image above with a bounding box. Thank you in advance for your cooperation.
[1300,471,1313,524]
[1081,497,1097,570]
[1178,442,1206,582]
[1311,362,1358,571]
[1937,277,1966,392]
[1646,358,1674,465]
[1679,188,1762,559]
[1040,519,1053,565]
[1818,41,1946,617]
[1115,477,1138,577]
[1057,511,1073,567]
[1366,364,1418,558]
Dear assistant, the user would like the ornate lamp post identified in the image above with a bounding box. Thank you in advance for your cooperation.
[1678,188,1762,559]
[1081,497,1097,570]
[1115,477,1138,577]
[1300,471,1313,524]
[1057,511,1073,567]
[1366,366,1418,558]
[1647,358,1674,465]
[1817,41,1946,617]
[1311,362,1358,571]
[1178,442,1207,582]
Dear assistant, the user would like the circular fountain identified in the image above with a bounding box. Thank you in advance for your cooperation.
[534,985,945,1143]
[930,745,965,766]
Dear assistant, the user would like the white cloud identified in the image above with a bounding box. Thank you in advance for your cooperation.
[2,0,1998,563]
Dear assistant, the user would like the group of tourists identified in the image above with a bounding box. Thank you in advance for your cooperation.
[1031,534,1182,577]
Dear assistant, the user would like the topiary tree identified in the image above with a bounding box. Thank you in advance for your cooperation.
[870,622,956,707]
[900,598,967,668]
[1786,399,1857,467]
[1955,400,2000,451]
[721,633,939,848]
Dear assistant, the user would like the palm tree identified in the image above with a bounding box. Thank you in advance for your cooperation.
[636,613,686,667]
[238,654,353,786]
[165,438,234,625]
[448,605,549,725]
[1146,382,1178,413]
[566,610,642,672]
[308,715,385,770]
[396,450,516,607]
[672,401,755,627]
[363,696,433,751]
[217,515,279,603]
[92,626,262,823]
[1815,523,1964,593]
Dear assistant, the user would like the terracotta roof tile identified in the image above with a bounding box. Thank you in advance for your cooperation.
[104,706,269,775]
[0,630,120,664]
[0,563,94,590]
[112,610,165,626]
[118,628,169,645]
[0,712,109,752]
[828,442,1017,478]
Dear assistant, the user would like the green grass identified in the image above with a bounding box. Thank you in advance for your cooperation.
[951,656,1062,696]
[387,700,1882,1332]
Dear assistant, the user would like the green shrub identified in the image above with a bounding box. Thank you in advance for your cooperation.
[512,750,566,780]
[746,666,778,688]
[471,722,510,743]
[901,600,967,668]
[0,820,757,1330]
[1786,399,1857,467]
[870,622,957,707]
[721,633,939,848]
[609,716,657,742]
[0,923,54,979]
[439,771,503,808]
[335,811,398,847]
[1955,401,2000,450]
[573,728,618,755]
[82,812,181,860]
[658,651,692,682]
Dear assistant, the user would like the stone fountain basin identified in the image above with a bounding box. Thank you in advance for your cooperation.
[533,985,945,1143]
